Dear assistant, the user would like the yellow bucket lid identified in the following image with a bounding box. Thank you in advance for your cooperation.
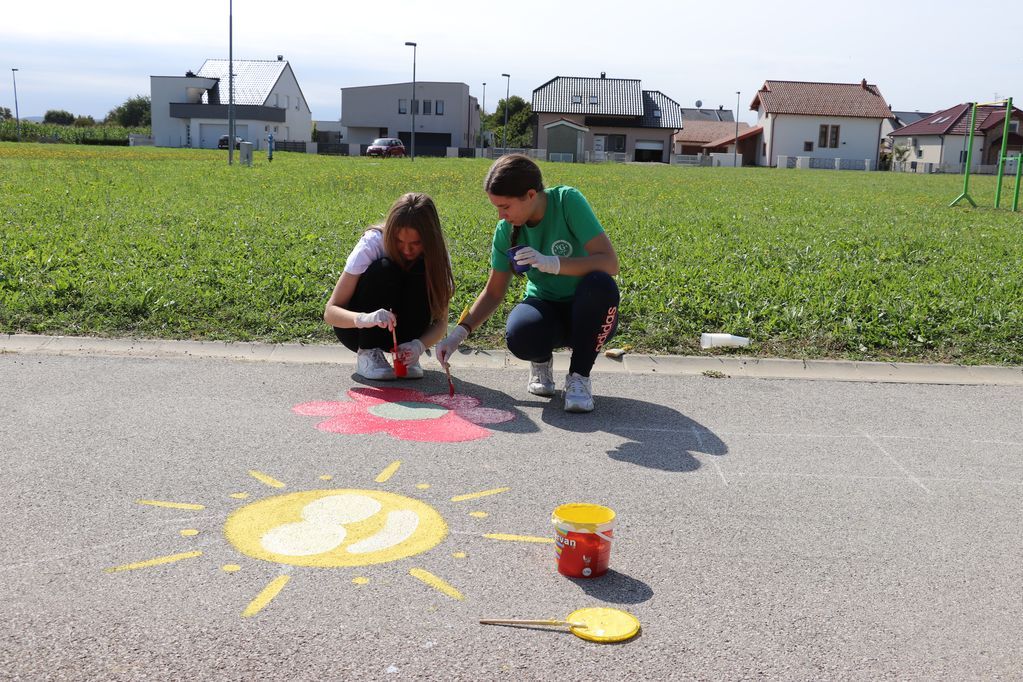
[567,607,641,643]
[552,503,615,533]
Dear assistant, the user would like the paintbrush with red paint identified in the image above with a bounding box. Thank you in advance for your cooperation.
[390,310,407,377]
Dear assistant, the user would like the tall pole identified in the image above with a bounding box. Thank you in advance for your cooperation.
[734,91,740,168]
[994,97,1013,209]
[11,68,20,143]
[481,82,486,150]
[501,73,510,154]
[405,42,416,161]
[228,0,234,165]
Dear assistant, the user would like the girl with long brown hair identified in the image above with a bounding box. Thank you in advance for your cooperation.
[436,154,620,412]
[324,192,454,380]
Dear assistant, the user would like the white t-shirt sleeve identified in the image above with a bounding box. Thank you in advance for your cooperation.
[343,229,386,275]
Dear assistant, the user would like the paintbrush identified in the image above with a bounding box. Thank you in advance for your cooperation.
[390,310,406,377]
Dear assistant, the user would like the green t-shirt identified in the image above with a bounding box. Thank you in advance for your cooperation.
[490,185,605,302]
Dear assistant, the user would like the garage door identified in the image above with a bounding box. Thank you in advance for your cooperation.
[635,140,664,151]
[634,139,665,163]
[198,123,250,149]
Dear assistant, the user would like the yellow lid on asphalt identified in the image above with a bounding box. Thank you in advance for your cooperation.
[567,607,641,643]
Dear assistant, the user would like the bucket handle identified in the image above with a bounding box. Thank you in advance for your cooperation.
[595,531,613,542]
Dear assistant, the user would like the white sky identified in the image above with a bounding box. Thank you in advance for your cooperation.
[2,0,1020,122]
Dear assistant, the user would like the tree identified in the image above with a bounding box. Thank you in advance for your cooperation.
[487,96,535,148]
[106,95,151,127]
[73,115,96,127]
[44,109,75,125]
[0,107,11,121]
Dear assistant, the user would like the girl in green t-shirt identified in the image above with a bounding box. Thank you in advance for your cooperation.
[436,154,620,413]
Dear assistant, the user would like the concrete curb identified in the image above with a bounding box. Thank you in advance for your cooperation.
[4,333,1023,386]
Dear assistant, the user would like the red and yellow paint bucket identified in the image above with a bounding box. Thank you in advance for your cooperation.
[551,503,615,578]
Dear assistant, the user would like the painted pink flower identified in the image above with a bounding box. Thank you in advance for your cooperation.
[292,387,515,443]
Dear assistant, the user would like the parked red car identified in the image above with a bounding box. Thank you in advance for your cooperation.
[366,138,406,157]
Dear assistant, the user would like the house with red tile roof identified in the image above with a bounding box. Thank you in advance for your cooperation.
[888,103,1023,172]
[749,79,890,168]
[673,120,750,155]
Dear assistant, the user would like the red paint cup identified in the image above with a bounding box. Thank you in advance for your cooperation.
[552,503,615,579]
[393,354,407,377]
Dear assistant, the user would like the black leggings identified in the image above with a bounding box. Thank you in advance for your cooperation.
[333,258,431,352]
[505,271,620,377]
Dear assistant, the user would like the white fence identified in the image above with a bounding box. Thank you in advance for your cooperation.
[891,157,1020,175]
[778,155,872,171]
[484,147,546,160]
[583,151,627,163]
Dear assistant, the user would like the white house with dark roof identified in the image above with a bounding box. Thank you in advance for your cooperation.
[750,79,891,168]
[150,57,312,149]
[888,103,1023,172]
[532,74,683,163]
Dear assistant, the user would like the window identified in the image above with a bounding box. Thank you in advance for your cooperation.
[1011,121,1020,133]
[589,95,598,105]
[915,148,923,158]
[435,100,444,115]
[803,141,813,152]
[653,110,661,118]
[411,99,419,115]
[572,95,582,104]
[423,100,432,115]
[607,134,625,152]
[818,124,840,148]
[399,99,408,114]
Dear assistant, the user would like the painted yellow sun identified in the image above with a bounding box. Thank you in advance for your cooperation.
[107,462,552,617]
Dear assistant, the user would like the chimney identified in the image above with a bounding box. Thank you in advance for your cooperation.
[861,78,868,89]
[277,55,284,61]
[600,72,606,79]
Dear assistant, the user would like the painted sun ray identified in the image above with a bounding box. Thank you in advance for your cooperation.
[105,550,203,573]
[248,470,286,489]
[409,568,464,601]
[375,460,401,483]
[483,534,555,543]
[136,499,205,510]
[243,574,291,617]
[450,487,510,502]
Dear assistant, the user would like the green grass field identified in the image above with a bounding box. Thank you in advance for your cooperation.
[1,143,1020,364]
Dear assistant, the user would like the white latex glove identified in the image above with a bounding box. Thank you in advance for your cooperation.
[435,325,469,368]
[513,246,560,275]
[354,309,396,330]
[396,339,425,365]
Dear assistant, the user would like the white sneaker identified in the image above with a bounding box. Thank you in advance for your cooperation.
[528,358,556,397]
[356,348,395,381]
[403,359,424,379]
[563,372,594,413]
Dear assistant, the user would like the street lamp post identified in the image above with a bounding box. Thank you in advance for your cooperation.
[228,0,235,165]
[734,91,740,168]
[501,73,510,154]
[11,68,20,143]
[405,41,417,161]
[481,82,486,151]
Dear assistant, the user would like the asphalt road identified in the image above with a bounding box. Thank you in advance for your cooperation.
[1,343,1021,680]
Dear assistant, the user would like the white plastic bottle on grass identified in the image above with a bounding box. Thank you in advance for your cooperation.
[700,333,751,349]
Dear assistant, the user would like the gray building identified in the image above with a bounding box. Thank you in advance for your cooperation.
[341,81,480,156]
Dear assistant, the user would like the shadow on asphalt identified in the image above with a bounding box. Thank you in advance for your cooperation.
[350,374,728,470]
[566,569,654,605]
[538,397,727,472]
